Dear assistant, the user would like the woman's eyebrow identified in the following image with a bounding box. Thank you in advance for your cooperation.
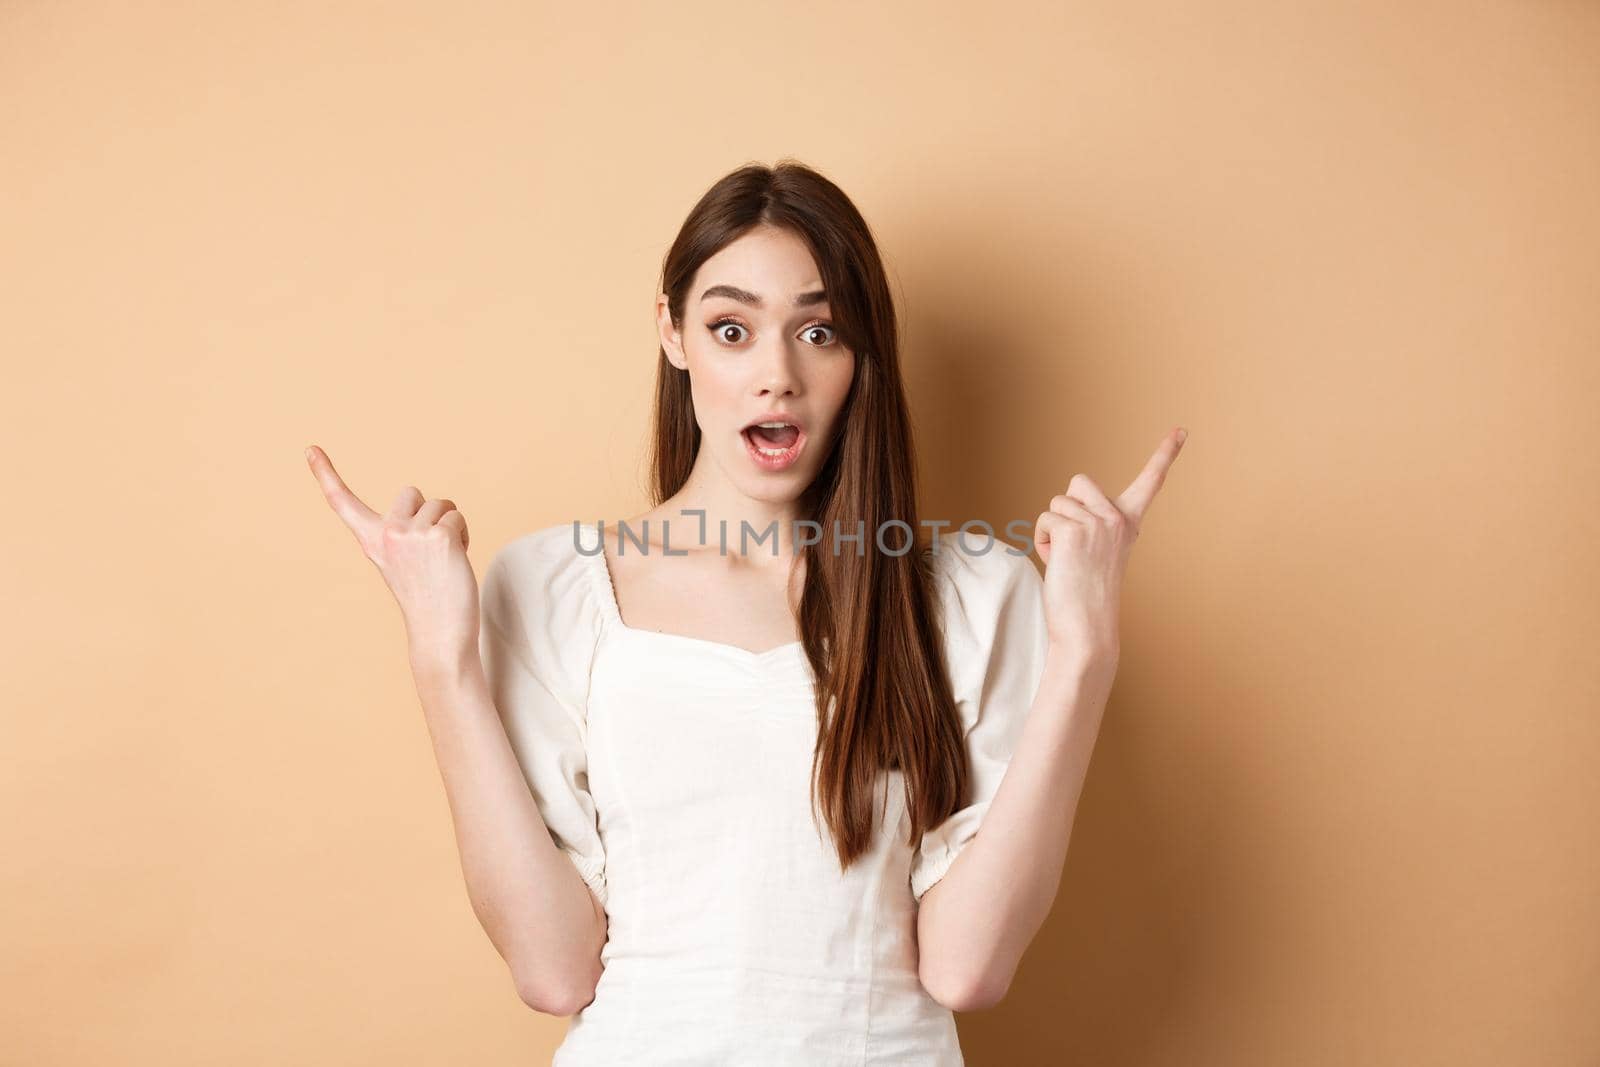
[699,284,828,309]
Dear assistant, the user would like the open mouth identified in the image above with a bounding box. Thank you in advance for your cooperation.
[740,420,806,471]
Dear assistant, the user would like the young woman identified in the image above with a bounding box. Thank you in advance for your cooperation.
[306,159,1185,1064]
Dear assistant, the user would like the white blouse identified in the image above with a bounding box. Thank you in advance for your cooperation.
[477,521,1050,1065]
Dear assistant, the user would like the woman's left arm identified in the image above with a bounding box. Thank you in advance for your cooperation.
[917,426,1188,1012]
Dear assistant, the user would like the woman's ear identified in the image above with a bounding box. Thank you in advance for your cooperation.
[656,293,686,370]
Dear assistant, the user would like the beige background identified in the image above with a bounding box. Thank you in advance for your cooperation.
[3,2,1596,1064]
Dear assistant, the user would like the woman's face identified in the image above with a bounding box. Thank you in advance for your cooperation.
[657,224,856,503]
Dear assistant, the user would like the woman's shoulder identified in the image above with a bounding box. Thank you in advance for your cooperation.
[928,528,1040,597]
[484,520,606,590]
[927,530,1045,680]
[481,521,607,656]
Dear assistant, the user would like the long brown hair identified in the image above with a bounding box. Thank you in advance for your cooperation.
[645,159,970,873]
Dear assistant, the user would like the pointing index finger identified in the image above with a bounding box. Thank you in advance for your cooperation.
[305,445,380,534]
[1117,426,1187,524]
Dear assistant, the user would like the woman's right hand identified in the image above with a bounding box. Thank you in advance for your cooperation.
[305,444,480,671]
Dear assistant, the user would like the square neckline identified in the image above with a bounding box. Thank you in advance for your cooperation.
[580,537,808,662]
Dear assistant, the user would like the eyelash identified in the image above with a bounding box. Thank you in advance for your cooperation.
[706,316,838,348]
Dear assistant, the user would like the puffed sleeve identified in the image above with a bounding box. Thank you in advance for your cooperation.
[910,535,1051,902]
[477,526,609,909]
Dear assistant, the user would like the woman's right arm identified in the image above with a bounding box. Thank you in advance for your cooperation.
[410,649,607,1016]
[303,444,604,1016]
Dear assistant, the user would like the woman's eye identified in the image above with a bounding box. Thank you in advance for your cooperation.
[705,319,837,347]
[801,323,836,346]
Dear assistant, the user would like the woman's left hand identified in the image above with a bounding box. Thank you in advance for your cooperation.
[1033,426,1187,663]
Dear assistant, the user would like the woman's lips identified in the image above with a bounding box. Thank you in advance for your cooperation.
[741,425,807,472]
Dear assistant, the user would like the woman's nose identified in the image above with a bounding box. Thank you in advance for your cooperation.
[754,340,800,396]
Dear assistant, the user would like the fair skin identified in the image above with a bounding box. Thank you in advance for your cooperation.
[600,224,856,653]
[302,449,608,1016]
[914,428,1186,1011]
[299,225,857,1016]
[305,223,1187,1016]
